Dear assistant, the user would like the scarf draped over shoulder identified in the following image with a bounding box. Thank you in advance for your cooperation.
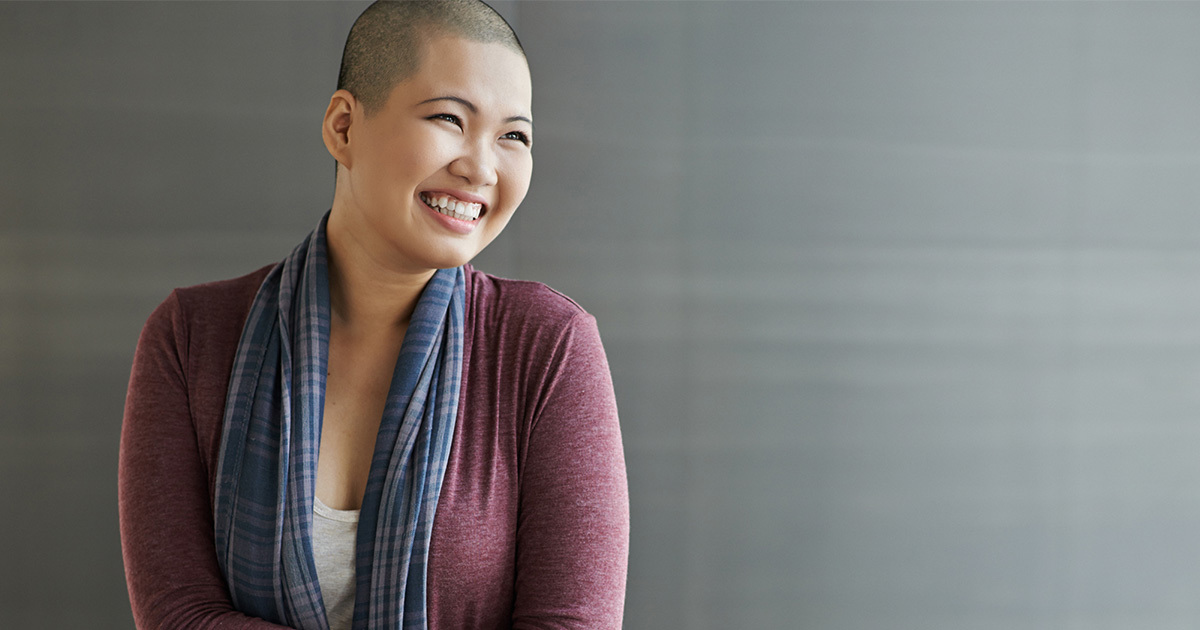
[212,212,465,630]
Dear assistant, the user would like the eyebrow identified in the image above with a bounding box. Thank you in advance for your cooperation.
[418,95,533,126]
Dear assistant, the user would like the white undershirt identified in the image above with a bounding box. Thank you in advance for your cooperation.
[312,496,359,630]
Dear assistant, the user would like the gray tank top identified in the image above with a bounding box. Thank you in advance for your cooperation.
[313,496,359,630]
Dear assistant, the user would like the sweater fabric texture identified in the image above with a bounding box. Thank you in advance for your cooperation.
[119,263,629,630]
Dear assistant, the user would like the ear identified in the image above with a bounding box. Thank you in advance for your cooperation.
[322,89,357,169]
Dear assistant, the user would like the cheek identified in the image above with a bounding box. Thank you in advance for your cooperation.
[406,131,455,171]
[501,155,533,208]
[361,127,448,186]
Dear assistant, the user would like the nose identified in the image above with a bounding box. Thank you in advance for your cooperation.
[449,139,499,187]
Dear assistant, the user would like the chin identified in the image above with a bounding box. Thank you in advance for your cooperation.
[411,243,482,272]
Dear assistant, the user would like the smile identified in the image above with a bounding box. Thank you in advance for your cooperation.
[420,193,483,222]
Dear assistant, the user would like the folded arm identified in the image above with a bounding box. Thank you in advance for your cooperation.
[119,292,289,630]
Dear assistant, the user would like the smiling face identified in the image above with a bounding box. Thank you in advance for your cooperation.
[324,34,533,276]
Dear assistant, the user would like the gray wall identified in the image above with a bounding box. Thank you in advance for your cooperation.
[4,1,1200,628]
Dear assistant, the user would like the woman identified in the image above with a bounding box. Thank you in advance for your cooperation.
[118,2,629,628]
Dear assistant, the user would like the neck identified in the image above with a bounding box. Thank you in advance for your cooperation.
[325,210,436,332]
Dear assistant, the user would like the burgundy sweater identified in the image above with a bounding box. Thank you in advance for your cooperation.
[119,264,629,629]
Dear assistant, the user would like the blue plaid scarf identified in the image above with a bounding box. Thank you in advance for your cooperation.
[213,212,465,630]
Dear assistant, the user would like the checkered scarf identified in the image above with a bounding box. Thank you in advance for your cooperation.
[213,212,464,629]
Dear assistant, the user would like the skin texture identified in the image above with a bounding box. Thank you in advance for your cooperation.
[316,35,533,510]
[323,34,532,280]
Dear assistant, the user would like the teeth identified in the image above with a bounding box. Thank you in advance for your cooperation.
[420,193,482,221]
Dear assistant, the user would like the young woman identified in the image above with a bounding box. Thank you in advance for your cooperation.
[118,2,628,628]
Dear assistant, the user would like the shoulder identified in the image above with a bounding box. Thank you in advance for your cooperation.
[462,265,608,388]
[138,264,275,368]
[464,264,592,332]
[168,265,275,324]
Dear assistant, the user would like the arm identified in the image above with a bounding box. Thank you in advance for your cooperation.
[512,313,630,629]
[119,292,290,630]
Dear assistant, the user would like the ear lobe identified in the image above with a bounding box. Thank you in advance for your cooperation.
[322,90,356,169]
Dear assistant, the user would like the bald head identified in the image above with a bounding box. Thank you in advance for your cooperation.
[337,0,526,116]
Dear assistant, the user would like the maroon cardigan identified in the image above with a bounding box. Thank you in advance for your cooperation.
[119,264,628,629]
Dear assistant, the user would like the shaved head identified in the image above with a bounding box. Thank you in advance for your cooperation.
[337,0,526,116]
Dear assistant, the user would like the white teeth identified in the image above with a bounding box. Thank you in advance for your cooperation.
[421,193,482,221]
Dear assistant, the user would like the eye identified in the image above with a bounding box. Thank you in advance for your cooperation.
[503,130,531,146]
[428,113,462,128]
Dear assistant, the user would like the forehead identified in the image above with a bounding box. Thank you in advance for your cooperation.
[388,35,531,116]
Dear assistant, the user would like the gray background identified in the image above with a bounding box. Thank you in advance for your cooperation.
[4,1,1200,628]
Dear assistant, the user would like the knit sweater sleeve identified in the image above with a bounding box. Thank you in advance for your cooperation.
[511,311,630,629]
[119,291,289,630]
